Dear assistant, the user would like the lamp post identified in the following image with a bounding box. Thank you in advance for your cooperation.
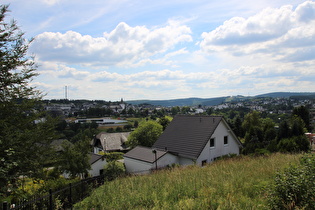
[152,149,157,170]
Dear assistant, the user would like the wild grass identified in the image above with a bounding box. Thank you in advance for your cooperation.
[75,153,302,210]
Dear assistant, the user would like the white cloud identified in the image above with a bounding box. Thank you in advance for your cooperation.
[31,20,192,67]
[200,1,315,62]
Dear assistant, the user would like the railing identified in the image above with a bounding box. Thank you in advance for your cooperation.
[2,175,105,210]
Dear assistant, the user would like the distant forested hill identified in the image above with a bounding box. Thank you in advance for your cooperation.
[255,92,315,98]
[126,92,315,106]
[126,97,228,107]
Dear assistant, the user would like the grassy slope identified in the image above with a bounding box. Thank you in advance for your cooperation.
[75,153,302,210]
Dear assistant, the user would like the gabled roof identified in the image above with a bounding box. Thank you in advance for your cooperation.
[153,115,223,159]
[124,146,167,163]
[95,132,130,152]
[89,153,104,165]
[50,139,73,152]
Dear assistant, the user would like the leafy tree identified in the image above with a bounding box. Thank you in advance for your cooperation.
[277,120,290,140]
[158,116,171,130]
[0,5,57,197]
[262,118,277,142]
[292,106,311,131]
[290,115,306,137]
[134,120,139,128]
[127,121,163,147]
[242,112,278,154]
[181,106,190,114]
[58,134,91,178]
[171,106,180,116]
[127,107,135,116]
[232,116,244,138]
[242,112,264,152]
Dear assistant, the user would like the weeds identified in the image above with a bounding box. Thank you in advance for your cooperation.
[75,153,302,209]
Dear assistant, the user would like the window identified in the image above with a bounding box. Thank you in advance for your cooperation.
[202,160,207,166]
[224,136,228,145]
[210,138,215,147]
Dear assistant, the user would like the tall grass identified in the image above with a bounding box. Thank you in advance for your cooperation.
[75,153,302,209]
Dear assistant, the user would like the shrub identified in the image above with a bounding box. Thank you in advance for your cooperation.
[103,161,125,181]
[103,152,124,162]
[277,138,298,153]
[268,153,315,209]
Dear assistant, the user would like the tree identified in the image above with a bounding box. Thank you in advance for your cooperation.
[242,111,263,144]
[127,121,163,147]
[292,106,311,131]
[0,5,57,196]
[58,134,91,178]
[158,116,171,131]
[171,106,180,116]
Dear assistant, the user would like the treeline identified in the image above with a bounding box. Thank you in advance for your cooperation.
[218,105,312,154]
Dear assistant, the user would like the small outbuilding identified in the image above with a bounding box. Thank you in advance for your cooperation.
[124,146,177,174]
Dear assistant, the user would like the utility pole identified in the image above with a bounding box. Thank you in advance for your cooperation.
[152,150,157,170]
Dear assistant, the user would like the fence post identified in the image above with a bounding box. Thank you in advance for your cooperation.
[81,180,84,200]
[69,183,72,207]
[49,189,53,210]
[2,201,8,210]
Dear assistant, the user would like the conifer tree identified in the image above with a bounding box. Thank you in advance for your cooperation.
[0,5,56,197]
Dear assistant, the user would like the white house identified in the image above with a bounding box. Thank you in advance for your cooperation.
[88,153,107,177]
[124,115,242,173]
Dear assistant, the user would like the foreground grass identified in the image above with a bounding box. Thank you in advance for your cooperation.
[75,153,302,209]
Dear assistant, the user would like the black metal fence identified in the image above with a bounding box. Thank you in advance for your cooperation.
[2,175,105,210]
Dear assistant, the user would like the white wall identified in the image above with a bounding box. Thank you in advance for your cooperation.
[124,158,153,174]
[179,157,195,165]
[124,153,179,174]
[89,158,107,177]
[157,153,179,168]
[197,120,240,165]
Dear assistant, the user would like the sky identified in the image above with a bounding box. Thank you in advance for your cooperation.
[2,0,315,101]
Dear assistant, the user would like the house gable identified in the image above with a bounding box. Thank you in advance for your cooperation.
[153,115,223,159]
[197,119,242,165]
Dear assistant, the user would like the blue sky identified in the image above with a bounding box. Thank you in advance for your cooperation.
[3,0,315,101]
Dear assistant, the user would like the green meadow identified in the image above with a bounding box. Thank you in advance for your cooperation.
[75,153,302,209]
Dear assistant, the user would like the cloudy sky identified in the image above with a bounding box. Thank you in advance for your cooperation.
[3,0,315,101]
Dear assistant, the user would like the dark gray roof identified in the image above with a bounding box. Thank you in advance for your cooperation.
[89,153,103,165]
[153,115,223,159]
[51,139,73,152]
[124,146,167,163]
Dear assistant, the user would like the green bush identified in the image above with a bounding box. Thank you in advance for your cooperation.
[268,153,315,209]
[103,152,124,162]
[277,138,298,153]
[103,161,125,181]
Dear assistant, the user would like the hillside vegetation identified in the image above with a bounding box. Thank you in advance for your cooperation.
[75,153,302,209]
